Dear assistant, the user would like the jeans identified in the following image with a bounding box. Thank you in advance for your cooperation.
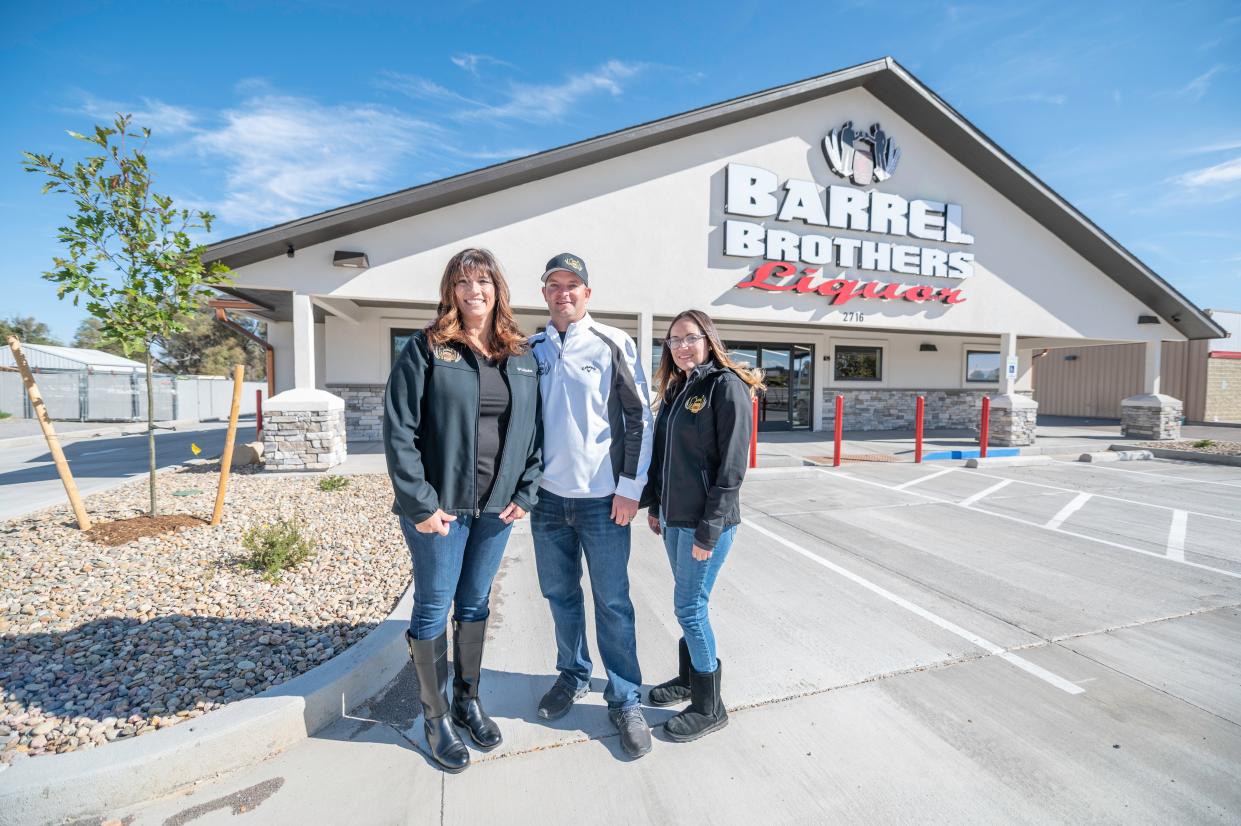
[532,490,642,709]
[399,513,513,640]
[661,523,736,673]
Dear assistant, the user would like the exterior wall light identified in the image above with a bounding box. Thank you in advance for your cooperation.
[1064,354,1078,361]
[1137,315,1160,324]
[919,343,938,352]
[333,251,370,269]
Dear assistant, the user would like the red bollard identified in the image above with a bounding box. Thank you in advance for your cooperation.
[256,389,264,441]
[749,395,759,469]
[915,395,925,463]
[979,396,990,458]
[833,394,844,468]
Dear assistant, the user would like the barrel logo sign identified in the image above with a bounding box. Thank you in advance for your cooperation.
[823,121,900,184]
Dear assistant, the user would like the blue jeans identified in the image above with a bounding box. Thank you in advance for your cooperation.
[661,523,736,673]
[399,514,513,640]
[532,490,642,709]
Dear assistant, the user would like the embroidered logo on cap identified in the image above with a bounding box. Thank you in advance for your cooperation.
[565,257,583,271]
[686,396,706,413]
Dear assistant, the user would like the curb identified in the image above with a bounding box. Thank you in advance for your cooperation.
[1109,445,1241,467]
[0,582,414,826]
[0,419,220,450]
[1078,450,1153,463]
[964,455,1056,469]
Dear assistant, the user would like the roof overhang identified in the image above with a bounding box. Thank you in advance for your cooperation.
[203,57,1225,341]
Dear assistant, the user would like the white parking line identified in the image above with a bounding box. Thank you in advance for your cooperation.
[1058,461,1241,490]
[741,517,1085,695]
[1045,492,1092,530]
[959,479,1012,507]
[1167,510,1188,561]
[960,467,1241,525]
[81,448,124,457]
[894,467,955,490]
[827,469,1241,581]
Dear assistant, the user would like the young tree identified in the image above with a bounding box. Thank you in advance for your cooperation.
[23,114,231,517]
[71,317,128,357]
[0,315,61,346]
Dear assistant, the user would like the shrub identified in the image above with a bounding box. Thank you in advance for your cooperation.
[242,519,315,581]
[318,475,350,492]
[0,411,11,420]
[1192,439,1214,449]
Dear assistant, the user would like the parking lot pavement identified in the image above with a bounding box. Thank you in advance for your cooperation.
[112,459,1241,825]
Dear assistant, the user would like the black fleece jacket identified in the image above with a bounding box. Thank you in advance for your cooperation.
[641,364,752,550]
[383,331,543,522]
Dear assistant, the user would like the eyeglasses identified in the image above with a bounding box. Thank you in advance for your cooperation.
[666,334,706,350]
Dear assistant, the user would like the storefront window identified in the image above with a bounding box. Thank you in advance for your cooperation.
[391,328,417,364]
[834,346,882,381]
[966,350,1000,383]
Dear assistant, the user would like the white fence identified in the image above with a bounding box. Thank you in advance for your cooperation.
[0,370,265,422]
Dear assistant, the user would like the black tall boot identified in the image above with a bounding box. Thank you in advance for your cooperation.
[664,659,728,742]
[451,618,502,750]
[407,630,470,773]
[647,638,691,707]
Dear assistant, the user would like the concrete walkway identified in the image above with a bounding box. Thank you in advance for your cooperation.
[103,458,1241,825]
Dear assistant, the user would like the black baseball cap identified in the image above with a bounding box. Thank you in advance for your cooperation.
[541,252,589,286]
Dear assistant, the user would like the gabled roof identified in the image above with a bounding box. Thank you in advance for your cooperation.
[204,57,1225,340]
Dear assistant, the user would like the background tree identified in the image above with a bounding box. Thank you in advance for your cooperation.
[70,317,128,356]
[0,315,61,346]
[156,296,267,379]
[23,114,231,517]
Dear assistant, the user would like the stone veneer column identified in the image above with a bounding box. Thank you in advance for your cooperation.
[985,393,1038,447]
[326,383,385,442]
[1120,394,1183,440]
[262,388,347,471]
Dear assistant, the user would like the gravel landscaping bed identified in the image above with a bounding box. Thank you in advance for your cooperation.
[1128,439,1241,456]
[0,466,408,766]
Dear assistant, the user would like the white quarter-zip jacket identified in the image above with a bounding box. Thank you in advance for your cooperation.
[530,314,653,500]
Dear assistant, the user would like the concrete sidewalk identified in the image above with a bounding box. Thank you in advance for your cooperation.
[0,416,255,450]
[99,459,1241,825]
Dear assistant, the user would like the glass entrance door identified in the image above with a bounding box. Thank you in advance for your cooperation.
[725,342,814,431]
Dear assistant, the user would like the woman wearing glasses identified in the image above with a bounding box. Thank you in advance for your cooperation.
[641,309,763,741]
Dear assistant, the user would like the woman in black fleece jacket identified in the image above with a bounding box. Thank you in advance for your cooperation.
[641,309,764,742]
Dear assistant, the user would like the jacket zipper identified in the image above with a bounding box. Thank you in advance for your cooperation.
[661,372,696,521]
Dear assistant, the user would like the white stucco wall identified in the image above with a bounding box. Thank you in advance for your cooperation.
[230,82,1188,433]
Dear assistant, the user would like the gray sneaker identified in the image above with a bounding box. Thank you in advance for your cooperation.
[609,705,652,758]
[538,675,589,720]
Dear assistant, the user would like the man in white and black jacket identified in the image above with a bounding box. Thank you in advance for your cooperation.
[528,252,655,759]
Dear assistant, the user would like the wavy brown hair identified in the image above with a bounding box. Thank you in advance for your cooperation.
[425,248,527,358]
[653,309,765,406]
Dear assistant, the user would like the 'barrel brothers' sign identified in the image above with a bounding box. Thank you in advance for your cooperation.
[723,121,972,306]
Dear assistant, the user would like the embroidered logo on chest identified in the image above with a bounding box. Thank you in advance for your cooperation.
[535,359,551,376]
[434,345,461,363]
[581,364,599,374]
[685,395,706,414]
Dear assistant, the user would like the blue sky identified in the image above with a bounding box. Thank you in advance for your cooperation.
[3,0,1239,342]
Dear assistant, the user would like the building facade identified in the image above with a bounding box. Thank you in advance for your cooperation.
[204,58,1225,469]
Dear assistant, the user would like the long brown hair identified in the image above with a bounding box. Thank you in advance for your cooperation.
[425,248,526,358]
[653,309,765,405]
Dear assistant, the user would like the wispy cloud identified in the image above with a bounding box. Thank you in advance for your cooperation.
[451,53,514,76]
[189,94,440,225]
[1173,65,1226,101]
[464,60,645,123]
[373,71,484,106]
[1176,156,1241,188]
[1180,138,1241,155]
[75,93,198,135]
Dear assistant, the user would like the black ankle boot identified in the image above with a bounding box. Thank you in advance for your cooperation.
[407,630,470,773]
[647,638,691,707]
[664,659,728,742]
[450,618,502,750]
